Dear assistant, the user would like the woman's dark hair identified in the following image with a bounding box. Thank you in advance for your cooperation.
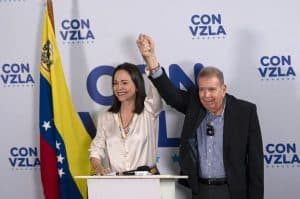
[108,62,146,114]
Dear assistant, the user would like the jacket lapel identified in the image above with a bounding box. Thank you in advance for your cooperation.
[223,94,234,155]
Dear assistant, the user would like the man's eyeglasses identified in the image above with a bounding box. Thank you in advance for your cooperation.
[206,123,214,136]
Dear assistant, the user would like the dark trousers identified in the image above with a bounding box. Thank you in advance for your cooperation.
[192,184,231,199]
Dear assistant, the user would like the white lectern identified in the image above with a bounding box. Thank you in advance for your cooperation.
[75,175,188,199]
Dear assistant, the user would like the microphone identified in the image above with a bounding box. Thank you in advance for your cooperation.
[206,122,215,136]
[118,165,151,175]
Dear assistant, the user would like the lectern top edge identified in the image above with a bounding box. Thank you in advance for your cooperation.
[75,175,188,179]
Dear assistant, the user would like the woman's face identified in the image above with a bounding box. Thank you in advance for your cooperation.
[113,70,137,103]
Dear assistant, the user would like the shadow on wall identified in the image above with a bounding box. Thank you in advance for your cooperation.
[69,0,92,111]
[229,29,259,100]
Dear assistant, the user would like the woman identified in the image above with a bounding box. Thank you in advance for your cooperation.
[89,62,162,175]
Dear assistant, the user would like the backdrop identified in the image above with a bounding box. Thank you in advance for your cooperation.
[1,0,300,198]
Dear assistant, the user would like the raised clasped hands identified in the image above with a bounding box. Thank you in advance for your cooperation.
[136,34,154,58]
[136,33,158,70]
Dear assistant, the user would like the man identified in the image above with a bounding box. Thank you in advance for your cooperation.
[137,34,264,199]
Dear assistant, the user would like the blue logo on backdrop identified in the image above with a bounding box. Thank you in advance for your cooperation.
[59,18,95,44]
[9,146,40,169]
[189,14,226,40]
[264,143,300,168]
[0,63,35,87]
[80,63,204,148]
[258,55,296,80]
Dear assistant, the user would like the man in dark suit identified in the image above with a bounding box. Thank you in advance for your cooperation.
[137,34,264,199]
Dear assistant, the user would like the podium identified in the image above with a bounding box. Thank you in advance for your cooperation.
[75,175,188,199]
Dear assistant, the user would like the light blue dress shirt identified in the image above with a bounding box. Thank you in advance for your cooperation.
[197,110,226,178]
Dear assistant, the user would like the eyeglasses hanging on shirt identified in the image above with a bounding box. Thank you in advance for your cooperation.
[206,122,215,136]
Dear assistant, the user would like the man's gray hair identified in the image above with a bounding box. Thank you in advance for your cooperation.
[197,66,224,85]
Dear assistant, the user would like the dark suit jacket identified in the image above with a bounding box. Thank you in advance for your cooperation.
[149,68,264,199]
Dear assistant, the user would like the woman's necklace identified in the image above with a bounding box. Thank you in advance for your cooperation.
[118,112,134,139]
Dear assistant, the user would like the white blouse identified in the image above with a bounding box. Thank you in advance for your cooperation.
[89,82,162,173]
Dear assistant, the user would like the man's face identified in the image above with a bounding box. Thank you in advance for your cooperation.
[198,76,226,115]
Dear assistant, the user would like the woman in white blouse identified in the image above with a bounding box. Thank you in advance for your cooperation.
[89,62,162,175]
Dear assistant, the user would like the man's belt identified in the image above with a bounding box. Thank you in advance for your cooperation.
[198,177,227,185]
